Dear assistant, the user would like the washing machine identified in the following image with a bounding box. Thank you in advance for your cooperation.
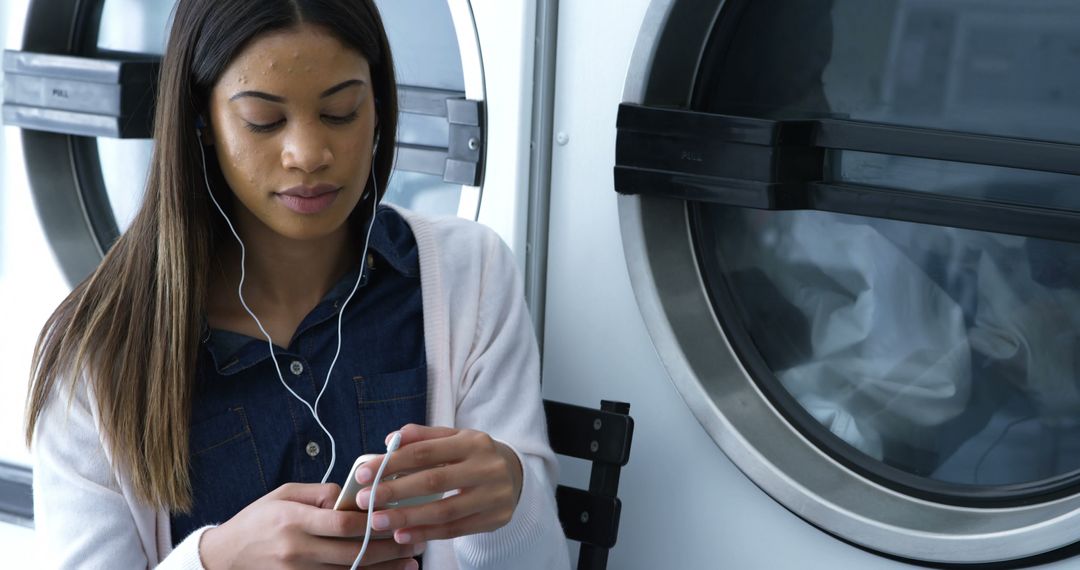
[541,0,1080,568]
[0,0,546,560]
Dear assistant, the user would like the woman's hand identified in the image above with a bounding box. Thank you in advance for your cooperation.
[353,424,524,545]
[199,482,425,569]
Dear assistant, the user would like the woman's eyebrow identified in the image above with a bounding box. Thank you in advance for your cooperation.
[319,79,366,98]
[229,79,367,102]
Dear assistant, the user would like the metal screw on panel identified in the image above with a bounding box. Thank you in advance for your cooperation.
[556,132,569,146]
[590,440,599,453]
[580,511,590,524]
[593,419,602,430]
[467,137,479,150]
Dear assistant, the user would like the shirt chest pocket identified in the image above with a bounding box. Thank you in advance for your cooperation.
[353,365,428,453]
[171,406,269,544]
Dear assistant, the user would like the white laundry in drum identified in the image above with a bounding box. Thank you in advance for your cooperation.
[719,209,972,463]
[936,238,1080,485]
[716,205,1080,486]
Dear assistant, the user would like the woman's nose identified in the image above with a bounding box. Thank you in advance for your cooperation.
[281,122,334,173]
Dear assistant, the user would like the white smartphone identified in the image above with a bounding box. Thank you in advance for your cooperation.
[333,454,443,512]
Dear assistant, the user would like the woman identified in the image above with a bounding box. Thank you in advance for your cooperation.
[24,1,568,568]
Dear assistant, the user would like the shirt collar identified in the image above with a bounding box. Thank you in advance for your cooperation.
[200,205,418,374]
[366,205,419,279]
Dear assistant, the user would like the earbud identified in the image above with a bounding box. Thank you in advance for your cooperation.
[386,431,402,452]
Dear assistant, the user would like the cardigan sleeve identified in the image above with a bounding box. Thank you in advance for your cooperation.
[448,231,571,570]
[32,379,208,569]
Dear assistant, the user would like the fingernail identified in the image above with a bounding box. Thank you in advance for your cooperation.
[355,467,372,484]
[372,513,390,530]
[356,489,370,510]
[405,560,419,570]
[385,431,397,445]
[395,530,412,544]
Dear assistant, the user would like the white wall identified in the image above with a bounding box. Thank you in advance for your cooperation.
[0,523,37,569]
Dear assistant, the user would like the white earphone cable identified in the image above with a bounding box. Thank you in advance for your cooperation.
[197,135,378,484]
[350,431,402,570]
[314,173,380,483]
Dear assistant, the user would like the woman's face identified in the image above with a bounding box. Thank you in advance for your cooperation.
[206,23,377,242]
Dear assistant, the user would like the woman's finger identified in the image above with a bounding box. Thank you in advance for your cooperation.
[392,424,459,447]
[358,464,462,511]
[355,437,468,489]
[300,507,369,538]
[355,425,461,479]
[359,456,498,511]
[303,536,425,566]
[392,507,511,545]
[358,430,497,487]
[355,557,421,570]
[268,482,343,509]
[367,489,500,535]
[348,539,426,567]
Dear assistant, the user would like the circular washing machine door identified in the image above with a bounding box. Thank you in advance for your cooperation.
[617,0,1080,565]
[2,0,487,287]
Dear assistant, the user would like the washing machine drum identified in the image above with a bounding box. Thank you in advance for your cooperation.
[617,0,1080,565]
[3,0,484,286]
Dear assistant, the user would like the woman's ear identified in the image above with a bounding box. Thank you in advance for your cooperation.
[196,116,215,146]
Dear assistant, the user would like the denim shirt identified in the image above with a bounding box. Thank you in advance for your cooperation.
[171,206,427,545]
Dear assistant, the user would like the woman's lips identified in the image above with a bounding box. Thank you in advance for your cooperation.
[275,189,340,214]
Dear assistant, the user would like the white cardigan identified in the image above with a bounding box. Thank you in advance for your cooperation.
[32,207,571,570]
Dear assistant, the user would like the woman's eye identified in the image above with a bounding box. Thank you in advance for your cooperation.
[242,109,358,133]
[323,110,359,125]
[244,119,284,134]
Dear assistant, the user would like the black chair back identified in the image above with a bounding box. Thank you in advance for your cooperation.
[543,399,634,570]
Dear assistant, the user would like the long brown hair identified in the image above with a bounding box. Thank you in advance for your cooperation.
[24,0,398,512]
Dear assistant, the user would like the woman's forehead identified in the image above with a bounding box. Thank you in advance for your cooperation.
[215,23,371,95]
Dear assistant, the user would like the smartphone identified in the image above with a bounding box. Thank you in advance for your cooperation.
[333,454,443,512]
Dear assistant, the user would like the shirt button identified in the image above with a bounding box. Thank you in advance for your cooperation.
[289,361,304,376]
[306,441,320,457]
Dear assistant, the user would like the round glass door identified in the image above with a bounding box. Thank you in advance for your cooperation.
[617,0,1080,564]
[694,0,1080,500]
